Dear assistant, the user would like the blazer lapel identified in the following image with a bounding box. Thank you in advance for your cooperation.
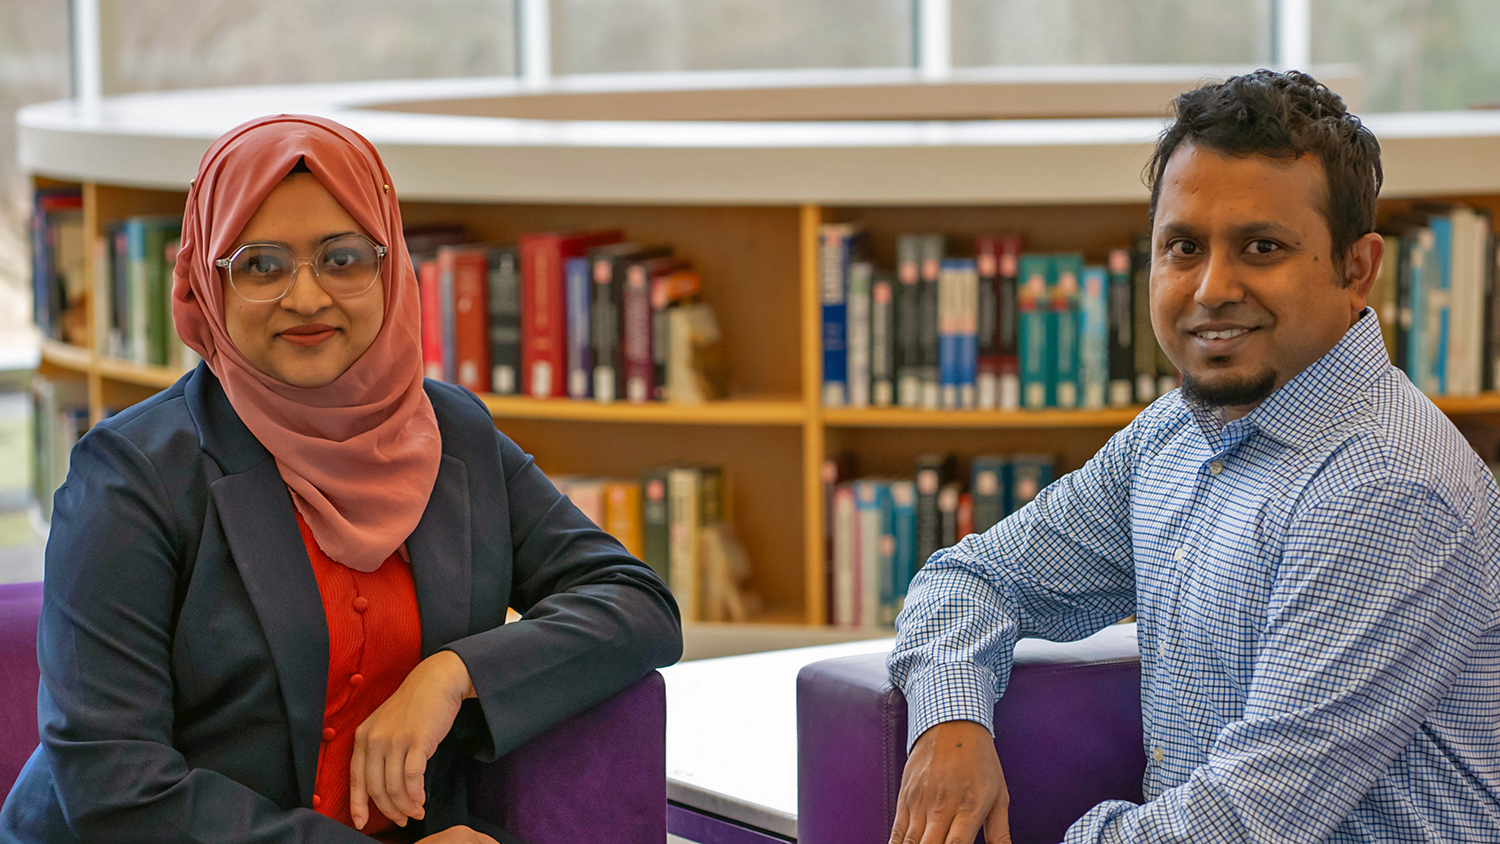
[407,454,473,656]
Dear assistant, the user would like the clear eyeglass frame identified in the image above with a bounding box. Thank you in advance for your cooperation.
[213,234,388,304]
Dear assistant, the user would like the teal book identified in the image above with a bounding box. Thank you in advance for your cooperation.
[1051,253,1084,409]
[888,480,918,613]
[1017,254,1052,409]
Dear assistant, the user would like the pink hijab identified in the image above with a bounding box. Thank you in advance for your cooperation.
[172,114,441,572]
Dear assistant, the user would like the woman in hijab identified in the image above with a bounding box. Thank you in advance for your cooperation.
[0,115,682,844]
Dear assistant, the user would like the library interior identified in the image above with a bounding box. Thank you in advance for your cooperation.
[4,2,1500,843]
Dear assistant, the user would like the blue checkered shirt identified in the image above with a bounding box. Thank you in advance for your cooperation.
[889,310,1500,842]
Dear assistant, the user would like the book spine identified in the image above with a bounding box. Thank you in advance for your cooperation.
[1018,255,1050,410]
[623,262,654,404]
[820,225,853,408]
[125,219,148,365]
[1408,227,1432,388]
[1106,248,1134,407]
[870,271,896,407]
[438,249,457,383]
[975,236,1001,409]
[487,247,522,395]
[875,484,897,626]
[110,224,129,359]
[915,456,945,569]
[970,455,1007,534]
[1009,455,1054,514]
[832,483,857,627]
[144,222,177,367]
[566,256,592,399]
[937,482,960,548]
[1396,230,1413,380]
[451,250,491,393]
[996,236,1022,410]
[889,480,917,613]
[417,258,445,381]
[938,260,959,410]
[895,234,923,407]
[855,480,882,628]
[846,260,873,409]
[1431,218,1452,395]
[1080,266,1110,410]
[640,470,671,584]
[591,255,621,403]
[956,492,974,542]
[666,467,701,622]
[1053,254,1082,409]
[603,481,645,561]
[30,198,50,339]
[918,234,944,410]
[1488,231,1500,391]
[958,259,978,410]
[520,236,567,399]
[1130,235,1157,403]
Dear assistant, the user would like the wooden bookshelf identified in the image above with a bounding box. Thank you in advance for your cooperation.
[22,78,1500,628]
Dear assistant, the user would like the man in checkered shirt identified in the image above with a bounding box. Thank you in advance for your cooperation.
[888,70,1500,844]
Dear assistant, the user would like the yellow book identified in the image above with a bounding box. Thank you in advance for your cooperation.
[603,481,645,561]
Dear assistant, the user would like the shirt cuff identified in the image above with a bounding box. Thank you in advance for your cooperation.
[903,660,1000,751]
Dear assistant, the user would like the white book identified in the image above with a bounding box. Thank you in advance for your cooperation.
[847,261,873,409]
[832,484,857,627]
[667,468,701,622]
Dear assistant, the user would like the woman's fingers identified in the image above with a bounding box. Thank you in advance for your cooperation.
[364,733,406,826]
[349,736,368,828]
[404,745,428,819]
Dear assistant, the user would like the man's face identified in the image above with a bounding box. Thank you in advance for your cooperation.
[1150,142,1374,419]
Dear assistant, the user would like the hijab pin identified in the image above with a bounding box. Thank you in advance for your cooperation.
[383,184,390,193]
[189,178,196,188]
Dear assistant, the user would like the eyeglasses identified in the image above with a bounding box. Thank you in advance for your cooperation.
[215,234,387,303]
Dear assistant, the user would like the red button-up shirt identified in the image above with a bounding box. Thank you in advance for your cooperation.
[296,510,422,837]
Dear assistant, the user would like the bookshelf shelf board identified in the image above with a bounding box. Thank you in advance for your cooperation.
[39,339,92,373]
[479,394,805,426]
[1431,394,1500,416]
[822,406,1145,429]
[95,357,187,391]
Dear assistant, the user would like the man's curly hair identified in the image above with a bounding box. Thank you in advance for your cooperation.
[1146,69,1383,279]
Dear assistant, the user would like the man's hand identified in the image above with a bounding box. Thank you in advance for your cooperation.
[890,720,1011,844]
[414,824,500,843]
[350,650,476,829]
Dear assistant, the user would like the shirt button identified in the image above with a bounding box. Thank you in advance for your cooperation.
[1152,747,1165,762]
[1209,460,1224,475]
[322,727,336,742]
[353,596,369,613]
[1173,546,1187,562]
[349,673,365,687]
[312,794,323,809]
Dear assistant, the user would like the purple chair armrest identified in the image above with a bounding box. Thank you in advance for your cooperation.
[0,581,43,800]
[470,671,666,844]
[797,638,1144,844]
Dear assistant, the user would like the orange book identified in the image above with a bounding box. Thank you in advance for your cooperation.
[603,481,645,560]
[441,246,492,393]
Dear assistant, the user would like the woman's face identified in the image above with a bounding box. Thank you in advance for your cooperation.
[219,173,385,388]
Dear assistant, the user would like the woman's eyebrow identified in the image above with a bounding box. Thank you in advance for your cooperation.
[237,231,359,250]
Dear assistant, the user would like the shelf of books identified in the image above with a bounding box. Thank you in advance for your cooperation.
[26,120,1500,630]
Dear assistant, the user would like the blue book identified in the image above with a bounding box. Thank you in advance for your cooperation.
[1079,266,1110,409]
[872,483,897,625]
[888,480,918,614]
[1017,254,1052,409]
[1052,253,1084,409]
[565,256,592,399]
[937,259,962,409]
[947,258,980,410]
[1406,227,1430,387]
[1009,454,1055,515]
[1430,216,1453,395]
[820,224,859,408]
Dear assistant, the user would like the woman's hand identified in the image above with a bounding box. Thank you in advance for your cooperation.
[350,650,476,829]
[414,825,500,843]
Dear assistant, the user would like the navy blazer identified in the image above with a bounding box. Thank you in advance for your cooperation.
[0,364,681,843]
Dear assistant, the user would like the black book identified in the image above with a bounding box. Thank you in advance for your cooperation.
[1482,217,1498,390]
[1106,247,1135,407]
[895,235,925,407]
[937,481,961,548]
[588,243,672,403]
[917,234,945,410]
[1129,234,1156,403]
[485,246,522,395]
[640,467,672,583]
[915,453,957,569]
[870,269,896,407]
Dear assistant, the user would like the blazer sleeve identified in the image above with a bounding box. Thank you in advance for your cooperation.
[36,426,375,844]
[443,428,683,762]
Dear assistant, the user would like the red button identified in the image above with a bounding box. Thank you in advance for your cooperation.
[322,727,336,742]
[312,794,322,809]
[349,673,365,687]
[353,596,369,612]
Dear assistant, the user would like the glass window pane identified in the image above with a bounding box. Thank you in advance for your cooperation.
[552,0,914,74]
[101,0,516,95]
[952,0,1271,67]
[1313,0,1500,112]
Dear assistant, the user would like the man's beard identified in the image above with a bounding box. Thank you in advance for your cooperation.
[1180,366,1277,409]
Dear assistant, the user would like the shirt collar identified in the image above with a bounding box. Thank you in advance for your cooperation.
[1236,308,1386,452]
[1187,308,1389,453]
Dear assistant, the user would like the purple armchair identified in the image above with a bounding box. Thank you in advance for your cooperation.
[0,581,667,844]
[797,625,1144,844]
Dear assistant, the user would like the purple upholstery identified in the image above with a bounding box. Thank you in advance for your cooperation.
[0,582,666,844]
[668,804,791,844]
[797,648,1144,844]
[0,581,42,799]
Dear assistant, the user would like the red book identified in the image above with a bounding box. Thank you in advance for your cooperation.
[624,256,686,404]
[440,246,492,394]
[519,229,622,398]
[976,234,1023,410]
[957,492,974,540]
[417,258,444,381]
